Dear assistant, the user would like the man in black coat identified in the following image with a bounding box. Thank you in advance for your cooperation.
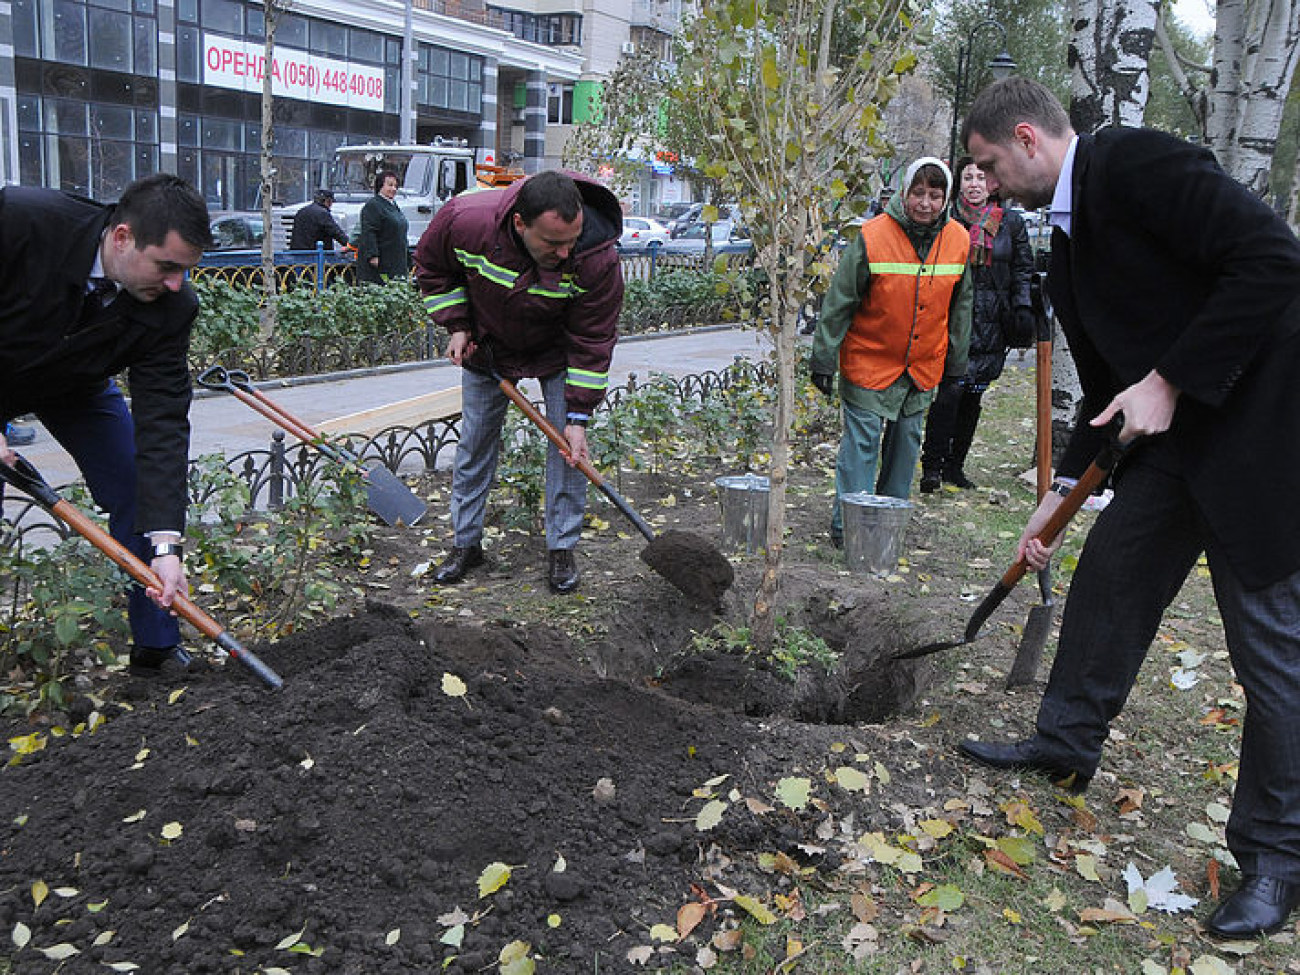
[0,174,211,673]
[957,77,1300,939]
[289,188,350,251]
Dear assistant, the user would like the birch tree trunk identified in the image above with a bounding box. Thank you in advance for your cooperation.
[1052,0,1157,449]
[1068,0,1160,131]
[1206,0,1300,196]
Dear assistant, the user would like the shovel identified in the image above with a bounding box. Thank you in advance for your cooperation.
[197,365,427,528]
[895,435,1125,661]
[0,454,283,689]
[495,376,734,606]
[1006,276,1055,688]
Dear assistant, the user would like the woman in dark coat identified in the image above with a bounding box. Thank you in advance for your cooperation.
[356,170,410,284]
[920,155,1034,491]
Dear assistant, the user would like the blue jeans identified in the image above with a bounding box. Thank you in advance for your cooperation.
[451,369,587,550]
[831,401,923,534]
[11,381,180,649]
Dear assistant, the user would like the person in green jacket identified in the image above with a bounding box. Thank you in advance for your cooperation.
[810,156,974,546]
[356,170,410,284]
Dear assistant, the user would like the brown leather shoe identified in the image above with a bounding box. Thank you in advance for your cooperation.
[548,549,580,594]
[433,544,484,584]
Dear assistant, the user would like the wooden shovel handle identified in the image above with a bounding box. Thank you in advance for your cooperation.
[495,378,603,485]
[495,378,656,542]
[999,443,1118,590]
[48,501,283,689]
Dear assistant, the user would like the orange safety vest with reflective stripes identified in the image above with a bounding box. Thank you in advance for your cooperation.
[840,215,969,392]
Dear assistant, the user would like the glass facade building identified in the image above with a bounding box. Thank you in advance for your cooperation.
[0,0,592,208]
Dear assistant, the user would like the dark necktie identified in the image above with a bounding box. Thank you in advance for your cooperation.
[87,277,117,305]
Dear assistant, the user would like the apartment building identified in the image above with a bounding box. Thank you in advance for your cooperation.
[0,0,686,212]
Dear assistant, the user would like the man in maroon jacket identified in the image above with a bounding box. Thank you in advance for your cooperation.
[414,170,624,594]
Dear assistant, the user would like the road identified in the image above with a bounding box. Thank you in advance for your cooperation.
[7,325,773,490]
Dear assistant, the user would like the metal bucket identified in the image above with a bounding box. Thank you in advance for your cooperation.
[714,473,769,552]
[841,492,912,574]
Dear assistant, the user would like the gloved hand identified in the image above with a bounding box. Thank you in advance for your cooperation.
[811,372,835,397]
[1011,306,1038,348]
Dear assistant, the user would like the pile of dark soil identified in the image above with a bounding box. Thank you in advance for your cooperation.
[0,466,990,973]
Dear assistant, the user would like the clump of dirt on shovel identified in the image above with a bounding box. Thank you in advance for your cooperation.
[639,528,735,607]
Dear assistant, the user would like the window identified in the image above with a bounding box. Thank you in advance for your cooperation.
[487,7,582,46]
[199,0,241,34]
[548,84,574,125]
[13,0,39,57]
[20,0,158,73]
[417,43,483,116]
[311,20,347,58]
[88,7,132,71]
[18,93,160,199]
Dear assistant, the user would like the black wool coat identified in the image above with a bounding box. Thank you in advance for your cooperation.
[1050,128,1300,588]
[959,205,1033,386]
[0,187,197,532]
[356,194,410,283]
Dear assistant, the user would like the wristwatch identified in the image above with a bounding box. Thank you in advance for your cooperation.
[151,542,185,559]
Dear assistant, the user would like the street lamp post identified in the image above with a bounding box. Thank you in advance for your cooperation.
[947,19,1017,164]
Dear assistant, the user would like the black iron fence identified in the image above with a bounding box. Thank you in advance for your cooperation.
[1,359,772,553]
[193,249,752,291]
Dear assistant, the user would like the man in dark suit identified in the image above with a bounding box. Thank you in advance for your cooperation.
[289,188,350,251]
[0,174,211,673]
[955,77,1300,939]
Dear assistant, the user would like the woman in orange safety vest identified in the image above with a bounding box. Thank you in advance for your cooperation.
[809,156,974,547]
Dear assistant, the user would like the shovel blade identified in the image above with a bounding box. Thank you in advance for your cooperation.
[361,461,428,527]
[639,529,734,607]
[894,637,967,660]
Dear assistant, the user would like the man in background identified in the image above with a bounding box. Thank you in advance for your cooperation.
[289,188,350,251]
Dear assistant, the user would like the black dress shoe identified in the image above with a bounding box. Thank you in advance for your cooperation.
[548,549,580,594]
[957,737,1091,793]
[919,471,942,494]
[944,468,977,489]
[1206,875,1300,938]
[434,544,484,584]
[129,645,199,677]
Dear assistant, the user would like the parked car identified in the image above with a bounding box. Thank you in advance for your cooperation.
[656,202,700,236]
[617,216,670,253]
[660,218,752,256]
[655,201,696,223]
[207,211,265,251]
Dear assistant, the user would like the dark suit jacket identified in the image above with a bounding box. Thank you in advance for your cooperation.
[0,187,199,532]
[1050,128,1300,588]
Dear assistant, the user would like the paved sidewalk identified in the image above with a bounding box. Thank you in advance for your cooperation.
[9,326,773,489]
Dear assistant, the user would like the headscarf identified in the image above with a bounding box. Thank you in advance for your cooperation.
[902,156,954,210]
[887,156,955,252]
